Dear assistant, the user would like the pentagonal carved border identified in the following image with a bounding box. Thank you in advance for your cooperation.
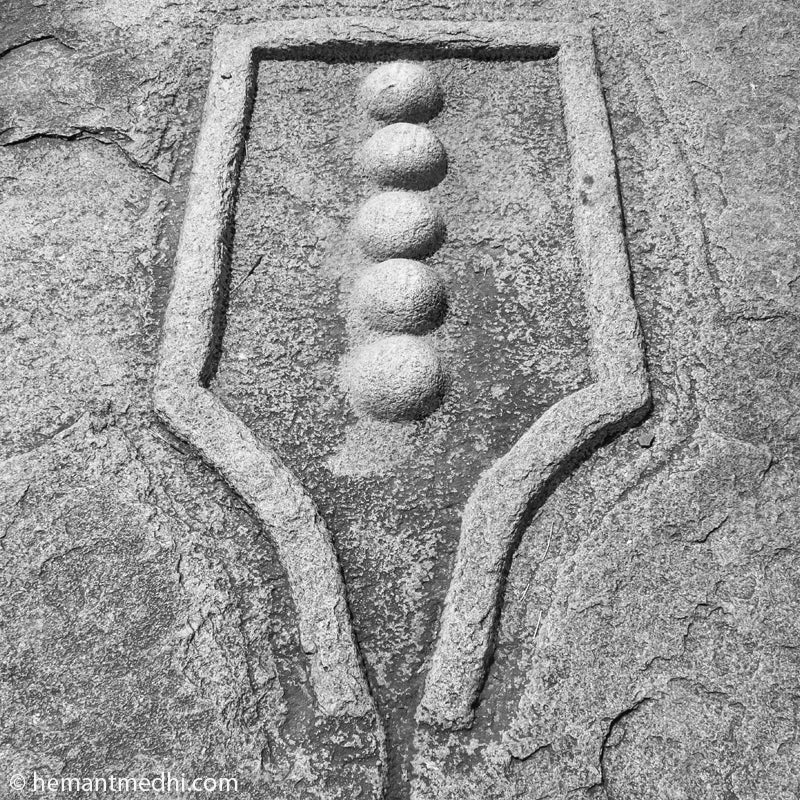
[154,19,650,734]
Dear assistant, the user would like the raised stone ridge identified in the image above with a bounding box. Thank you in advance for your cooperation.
[153,20,649,776]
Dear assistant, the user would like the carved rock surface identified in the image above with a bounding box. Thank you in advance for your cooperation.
[359,62,444,123]
[350,258,447,334]
[343,334,448,421]
[213,51,588,797]
[1,5,799,800]
[359,123,447,189]
[353,190,445,261]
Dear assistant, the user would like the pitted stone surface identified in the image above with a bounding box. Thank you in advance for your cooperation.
[359,123,447,190]
[214,52,590,795]
[4,8,800,800]
[353,190,445,261]
[343,335,448,421]
[351,259,448,335]
[360,62,444,124]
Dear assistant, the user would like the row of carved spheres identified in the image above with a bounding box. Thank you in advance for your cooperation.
[343,62,451,422]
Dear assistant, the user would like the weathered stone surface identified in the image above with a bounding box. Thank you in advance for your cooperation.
[1,2,799,800]
[344,335,449,421]
[360,62,444,124]
[354,190,446,261]
[349,259,448,335]
[359,124,448,190]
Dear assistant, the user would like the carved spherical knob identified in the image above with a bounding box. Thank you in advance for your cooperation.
[351,259,447,335]
[360,62,444,123]
[353,191,445,261]
[344,335,448,421]
[359,123,447,190]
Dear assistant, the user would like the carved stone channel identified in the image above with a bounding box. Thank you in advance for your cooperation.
[154,18,649,792]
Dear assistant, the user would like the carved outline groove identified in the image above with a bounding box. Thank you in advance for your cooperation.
[153,18,649,737]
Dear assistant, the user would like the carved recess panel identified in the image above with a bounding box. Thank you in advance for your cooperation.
[155,18,648,794]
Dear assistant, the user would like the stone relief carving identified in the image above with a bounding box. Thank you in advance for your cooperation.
[4,3,798,798]
[346,63,450,423]
[154,17,649,791]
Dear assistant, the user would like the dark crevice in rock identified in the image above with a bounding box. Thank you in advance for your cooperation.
[0,33,74,61]
[2,128,171,184]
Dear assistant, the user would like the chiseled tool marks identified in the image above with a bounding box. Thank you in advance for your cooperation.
[418,34,650,729]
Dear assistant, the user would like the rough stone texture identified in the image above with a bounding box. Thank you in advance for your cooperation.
[350,259,448,335]
[213,42,587,794]
[344,335,449,421]
[151,21,379,730]
[354,190,446,261]
[418,29,649,730]
[359,123,448,190]
[1,4,799,800]
[360,62,444,124]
